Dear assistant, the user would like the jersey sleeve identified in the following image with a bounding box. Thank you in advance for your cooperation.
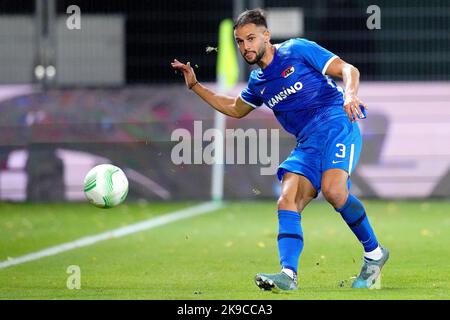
[294,38,339,75]
[240,84,263,109]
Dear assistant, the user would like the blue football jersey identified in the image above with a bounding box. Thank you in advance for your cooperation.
[240,38,345,141]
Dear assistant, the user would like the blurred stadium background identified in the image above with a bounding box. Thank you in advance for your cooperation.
[0,0,449,203]
[0,0,449,300]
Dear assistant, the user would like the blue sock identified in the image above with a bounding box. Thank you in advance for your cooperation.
[277,210,303,273]
[335,194,379,252]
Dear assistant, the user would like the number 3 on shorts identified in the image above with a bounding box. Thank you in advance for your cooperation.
[335,143,346,158]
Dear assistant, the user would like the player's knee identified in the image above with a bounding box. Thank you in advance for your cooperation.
[322,186,348,208]
[277,194,297,211]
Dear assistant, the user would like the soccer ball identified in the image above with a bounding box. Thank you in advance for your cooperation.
[83,164,129,208]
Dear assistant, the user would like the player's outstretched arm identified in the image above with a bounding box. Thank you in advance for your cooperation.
[325,58,368,122]
[170,59,254,119]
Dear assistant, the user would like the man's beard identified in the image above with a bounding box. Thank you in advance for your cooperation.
[243,47,265,65]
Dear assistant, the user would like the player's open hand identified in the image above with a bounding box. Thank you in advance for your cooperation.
[343,95,368,122]
[171,59,198,90]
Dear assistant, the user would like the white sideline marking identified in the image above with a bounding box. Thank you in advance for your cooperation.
[0,201,223,270]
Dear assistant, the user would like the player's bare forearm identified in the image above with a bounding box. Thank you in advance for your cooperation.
[326,57,368,122]
[341,64,359,99]
[171,58,253,119]
[191,83,244,118]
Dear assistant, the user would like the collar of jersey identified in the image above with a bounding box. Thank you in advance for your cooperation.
[260,45,279,75]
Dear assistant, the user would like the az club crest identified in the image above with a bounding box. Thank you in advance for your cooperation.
[282,66,295,78]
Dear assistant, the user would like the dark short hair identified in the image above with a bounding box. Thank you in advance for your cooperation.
[233,8,267,30]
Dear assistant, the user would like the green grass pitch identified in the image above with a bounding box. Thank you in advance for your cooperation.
[0,200,449,300]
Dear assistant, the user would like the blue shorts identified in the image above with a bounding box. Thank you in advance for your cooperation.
[277,116,362,194]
